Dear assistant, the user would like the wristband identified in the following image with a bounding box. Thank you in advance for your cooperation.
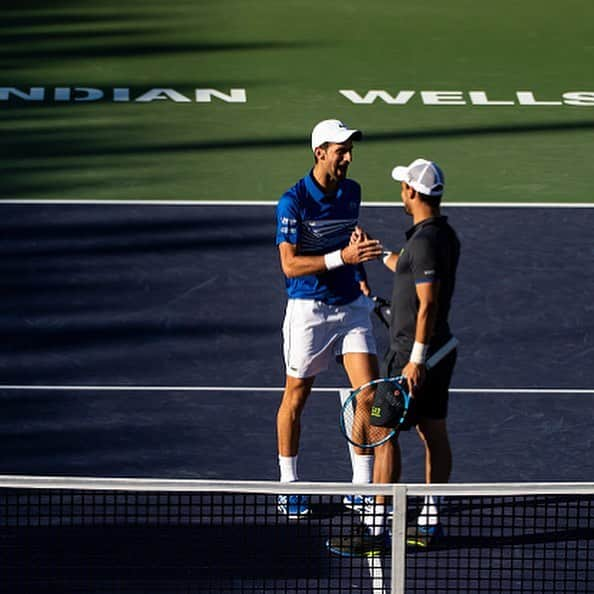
[410,341,429,364]
[324,249,344,270]
[382,251,393,264]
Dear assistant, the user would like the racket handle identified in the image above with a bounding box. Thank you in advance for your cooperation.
[426,337,458,370]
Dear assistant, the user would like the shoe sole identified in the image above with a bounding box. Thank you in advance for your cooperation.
[326,539,387,558]
[406,537,431,548]
[406,528,443,548]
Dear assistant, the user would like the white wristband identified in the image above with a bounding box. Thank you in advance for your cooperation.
[382,251,393,264]
[324,249,344,270]
[410,341,429,364]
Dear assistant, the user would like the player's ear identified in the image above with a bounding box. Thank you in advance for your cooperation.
[314,146,326,161]
[404,183,416,199]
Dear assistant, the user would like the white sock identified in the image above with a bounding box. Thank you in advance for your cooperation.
[417,495,440,526]
[352,454,374,484]
[363,504,386,536]
[278,455,298,483]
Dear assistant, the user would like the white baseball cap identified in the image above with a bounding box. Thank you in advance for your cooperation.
[391,158,445,197]
[311,119,362,152]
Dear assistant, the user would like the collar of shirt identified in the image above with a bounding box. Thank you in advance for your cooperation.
[405,215,448,240]
[304,170,345,202]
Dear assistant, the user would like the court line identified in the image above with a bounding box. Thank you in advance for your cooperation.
[1,199,594,208]
[0,385,593,394]
[1,202,591,397]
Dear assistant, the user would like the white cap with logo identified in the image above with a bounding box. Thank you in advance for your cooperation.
[311,119,362,152]
[391,158,445,197]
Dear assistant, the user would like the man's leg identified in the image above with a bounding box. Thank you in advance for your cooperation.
[327,353,390,555]
[342,352,379,393]
[276,375,315,477]
[342,353,379,486]
[276,375,315,517]
[416,417,452,484]
[344,352,402,488]
[373,438,402,484]
[343,352,395,542]
[406,417,451,544]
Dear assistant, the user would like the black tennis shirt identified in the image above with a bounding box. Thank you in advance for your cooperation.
[389,215,460,354]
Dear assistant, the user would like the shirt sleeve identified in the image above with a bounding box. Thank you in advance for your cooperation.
[410,235,440,285]
[275,194,300,246]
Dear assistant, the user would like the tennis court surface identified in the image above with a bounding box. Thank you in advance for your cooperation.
[1,202,593,593]
[3,1,594,591]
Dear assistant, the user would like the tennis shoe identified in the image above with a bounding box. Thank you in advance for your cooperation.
[327,525,390,557]
[277,494,310,518]
[343,495,375,513]
[406,523,444,548]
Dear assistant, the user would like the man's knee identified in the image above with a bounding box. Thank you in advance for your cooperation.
[416,418,450,448]
[281,377,314,412]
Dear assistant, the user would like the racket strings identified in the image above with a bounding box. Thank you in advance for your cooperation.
[343,384,394,449]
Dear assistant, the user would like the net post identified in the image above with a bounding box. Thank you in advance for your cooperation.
[390,483,407,594]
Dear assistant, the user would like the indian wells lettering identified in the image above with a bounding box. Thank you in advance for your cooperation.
[1,87,594,106]
[0,87,247,103]
[339,90,594,106]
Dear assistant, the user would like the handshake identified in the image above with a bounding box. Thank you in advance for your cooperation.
[340,226,384,265]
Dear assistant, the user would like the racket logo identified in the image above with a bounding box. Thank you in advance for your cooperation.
[370,406,382,418]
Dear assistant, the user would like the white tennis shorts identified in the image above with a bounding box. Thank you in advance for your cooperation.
[283,294,377,379]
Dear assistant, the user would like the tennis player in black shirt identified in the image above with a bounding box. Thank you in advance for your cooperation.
[328,159,460,557]
[383,158,460,547]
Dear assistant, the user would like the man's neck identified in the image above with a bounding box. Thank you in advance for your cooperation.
[412,204,440,225]
[312,166,339,194]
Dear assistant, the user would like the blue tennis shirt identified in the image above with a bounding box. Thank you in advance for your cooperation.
[276,171,364,305]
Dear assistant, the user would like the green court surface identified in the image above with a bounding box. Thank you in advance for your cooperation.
[1,0,593,203]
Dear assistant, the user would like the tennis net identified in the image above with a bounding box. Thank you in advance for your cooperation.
[1,476,593,594]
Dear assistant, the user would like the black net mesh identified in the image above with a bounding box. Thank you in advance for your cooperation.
[1,483,593,593]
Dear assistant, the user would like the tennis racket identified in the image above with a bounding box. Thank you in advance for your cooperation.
[340,376,409,449]
[339,337,459,449]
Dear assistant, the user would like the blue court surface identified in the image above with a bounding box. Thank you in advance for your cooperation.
[1,202,593,594]
[1,202,593,484]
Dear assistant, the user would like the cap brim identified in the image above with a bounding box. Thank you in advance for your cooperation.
[391,165,409,182]
[333,129,362,144]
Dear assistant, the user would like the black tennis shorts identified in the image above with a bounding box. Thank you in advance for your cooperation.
[381,346,457,428]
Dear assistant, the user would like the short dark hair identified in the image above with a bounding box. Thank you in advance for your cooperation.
[418,191,442,207]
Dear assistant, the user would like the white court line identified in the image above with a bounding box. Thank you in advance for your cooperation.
[1,201,591,398]
[1,199,594,208]
[0,385,593,394]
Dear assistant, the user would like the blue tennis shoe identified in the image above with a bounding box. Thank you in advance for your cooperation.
[343,495,375,513]
[277,494,310,518]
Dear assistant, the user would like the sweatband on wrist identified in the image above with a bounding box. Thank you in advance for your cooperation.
[324,249,344,270]
[410,341,429,364]
[382,251,393,264]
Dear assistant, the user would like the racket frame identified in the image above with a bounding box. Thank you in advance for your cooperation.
[339,376,410,449]
[339,336,459,449]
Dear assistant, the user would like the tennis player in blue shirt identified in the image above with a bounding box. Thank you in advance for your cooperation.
[275,119,383,517]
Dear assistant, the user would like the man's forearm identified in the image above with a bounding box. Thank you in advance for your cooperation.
[414,301,438,345]
[281,252,332,278]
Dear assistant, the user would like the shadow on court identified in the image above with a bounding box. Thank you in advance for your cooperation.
[0,204,593,483]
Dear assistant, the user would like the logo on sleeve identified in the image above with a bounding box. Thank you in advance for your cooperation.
[280,216,298,235]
